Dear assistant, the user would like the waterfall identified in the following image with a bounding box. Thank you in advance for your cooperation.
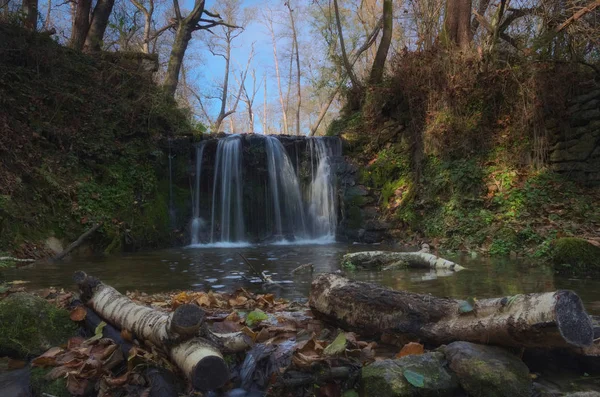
[190,142,206,245]
[189,134,341,246]
[307,138,340,239]
[210,135,245,242]
[265,136,307,239]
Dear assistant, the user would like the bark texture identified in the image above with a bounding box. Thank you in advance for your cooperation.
[70,0,92,50]
[369,0,392,84]
[22,0,38,30]
[74,271,229,390]
[443,0,473,48]
[309,273,594,348]
[83,0,116,52]
[342,250,465,271]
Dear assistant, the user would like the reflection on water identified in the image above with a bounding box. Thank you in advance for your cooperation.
[3,243,600,315]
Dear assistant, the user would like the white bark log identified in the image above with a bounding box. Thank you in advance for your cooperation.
[74,272,229,390]
[342,250,465,271]
[309,273,594,349]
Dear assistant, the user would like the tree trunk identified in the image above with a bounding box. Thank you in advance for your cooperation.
[266,13,289,135]
[70,0,92,50]
[333,0,360,89]
[342,250,465,271]
[163,22,194,98]
[287,2,301,136]
[83,0,115,52]
[74,271,230,391]
[369,0,392,85]
[22,0,38,30]
[309,273,594,349]
[443,0,473,49]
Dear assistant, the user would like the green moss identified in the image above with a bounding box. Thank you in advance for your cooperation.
[552,238,600,276]
[30,367,70,397]
[0,293,77,358]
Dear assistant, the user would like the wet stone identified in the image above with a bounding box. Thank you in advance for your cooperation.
[442,341,531,397]
[361,352,459,397]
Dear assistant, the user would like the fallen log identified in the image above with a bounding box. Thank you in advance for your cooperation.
[342,250,465,271]
[309,273,594,349]
[54,223,102,261]
[74,271,229,391]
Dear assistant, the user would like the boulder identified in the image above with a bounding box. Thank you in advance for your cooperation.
[0,293,77,358]
[551,238,600,276]
[361,352,459,397]
[442,341,531,397]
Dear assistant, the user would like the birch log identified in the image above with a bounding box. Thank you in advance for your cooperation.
[74,271,229,390]
[309,273,594,349]
[342,251,465,271]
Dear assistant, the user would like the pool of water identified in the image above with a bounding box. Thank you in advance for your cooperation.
[3,243,600,315]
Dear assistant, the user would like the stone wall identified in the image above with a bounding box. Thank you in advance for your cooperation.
[548,86,600,186]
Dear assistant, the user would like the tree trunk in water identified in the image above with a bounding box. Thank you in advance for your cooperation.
[163,23,193,98]
[342,250,465,271]
[74,271,230,390]
[22,0,38,30]
[443,0,472,48]
[369,0,392,85]
[309,273,594,349]
[84,0,116,52]
[70,0,92,50]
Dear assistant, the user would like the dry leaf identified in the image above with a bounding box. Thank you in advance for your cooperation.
[396,342,424,358]
[121,328,133,342]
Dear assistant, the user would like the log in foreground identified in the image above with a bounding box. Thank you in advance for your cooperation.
[309,273,594,349]
[74,271,229,391]
[342,250,465,271]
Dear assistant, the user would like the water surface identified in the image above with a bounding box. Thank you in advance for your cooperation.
[3,243,599,315]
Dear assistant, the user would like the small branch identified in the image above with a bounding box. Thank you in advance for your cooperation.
[556,0,600,32]
[53,223,102,262]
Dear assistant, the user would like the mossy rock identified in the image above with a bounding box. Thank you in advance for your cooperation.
[30,367,70,397]
[361,352,459,396]
[442,341,531,397]
[0,293,77,358]
[551,238,600,276]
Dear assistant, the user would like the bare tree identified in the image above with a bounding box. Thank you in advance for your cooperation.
[129,0,154,53]
[264,7,289,135]
[237,67,262,134]
[84,0,116,51]
[286,0,302,135]
[70,0,92,50]
[369,0,392,85]
[442,0,473,48]
[162,0,235,98]
[22,0,38,30]
[333,0,360,89]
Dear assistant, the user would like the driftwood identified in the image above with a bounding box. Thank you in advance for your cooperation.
[309,273,594,349]
[342,250,465,271]
[74,271,230,391]
[53,223,102,261]
[0,256,36,263]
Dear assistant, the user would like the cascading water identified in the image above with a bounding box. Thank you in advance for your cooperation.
[189,134,341,246]
[307,138,341,240]
[265,136,307,239]
[190,142,206,245]
[210,135,245,243]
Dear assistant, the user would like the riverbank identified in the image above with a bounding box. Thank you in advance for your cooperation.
[1,273,599,397]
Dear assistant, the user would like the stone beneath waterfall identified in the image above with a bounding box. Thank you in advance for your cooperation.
[361,352,459,397]
[442,341,531,397]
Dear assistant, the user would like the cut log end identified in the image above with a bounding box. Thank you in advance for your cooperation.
[555,290,594,347]
[192,355,230,391]
[171,304,205,339]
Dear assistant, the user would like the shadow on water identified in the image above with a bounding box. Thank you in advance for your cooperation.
[4,244,600,315]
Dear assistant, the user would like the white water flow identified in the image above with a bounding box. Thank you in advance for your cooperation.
[210,136,245,242]
[190,142,206,245]
[308,138,340,239]
[265,136,307,239]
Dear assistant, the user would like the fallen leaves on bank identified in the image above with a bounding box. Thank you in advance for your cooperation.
[18,287,427,396]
